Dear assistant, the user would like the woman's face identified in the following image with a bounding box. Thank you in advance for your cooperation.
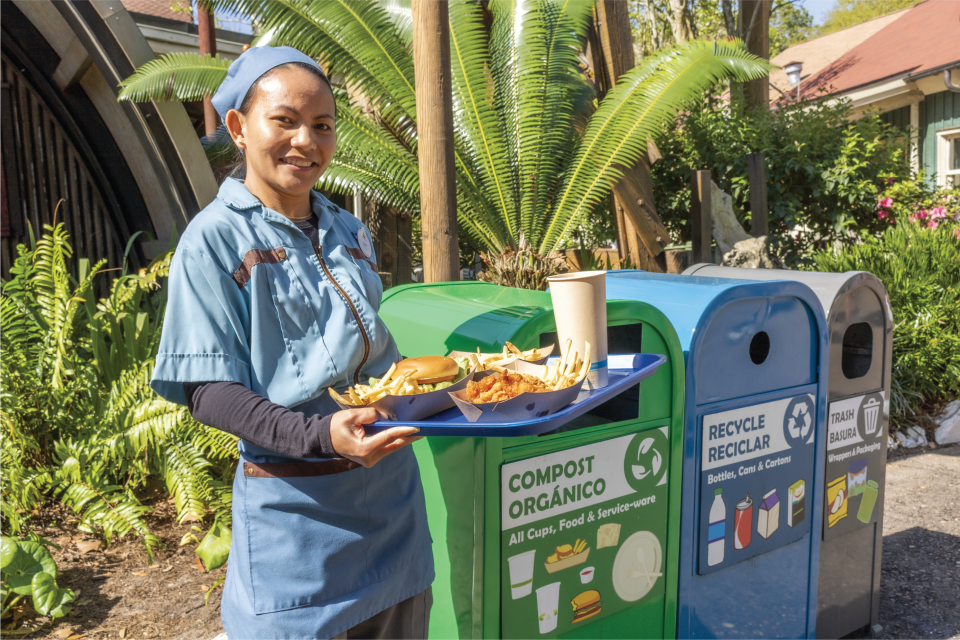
[229,65,336,201]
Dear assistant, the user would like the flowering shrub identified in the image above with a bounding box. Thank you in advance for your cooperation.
[874,173,960,232]
[811,189,960,428]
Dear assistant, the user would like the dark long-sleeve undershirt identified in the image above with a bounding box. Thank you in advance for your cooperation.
[184,381,337,459]
[181,210,340,459]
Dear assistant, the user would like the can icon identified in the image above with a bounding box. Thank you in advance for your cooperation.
[863,398,881,435]
[734,492,753,550]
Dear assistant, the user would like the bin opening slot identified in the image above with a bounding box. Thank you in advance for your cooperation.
[749,331,770,365]
[536,323,643,435]
[842,322,873,379]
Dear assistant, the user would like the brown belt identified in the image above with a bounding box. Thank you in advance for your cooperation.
[242,459,361,478]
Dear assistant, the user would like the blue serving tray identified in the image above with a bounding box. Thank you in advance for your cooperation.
[367,353,666,437]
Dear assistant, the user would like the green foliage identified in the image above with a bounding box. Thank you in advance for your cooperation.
[818,0,919,36]
[1,536,75,621]
[119,1,771,256]
[477,235,567,291]
[1,224,238,573]
[769,2,814,56]
[809,187,960,425]
[652,95,906,265]
[118,53,232,102]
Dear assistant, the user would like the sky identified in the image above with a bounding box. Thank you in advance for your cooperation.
[803,0,837,26]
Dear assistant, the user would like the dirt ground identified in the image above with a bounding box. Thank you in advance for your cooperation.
[5,444,959,640]
[6,499,227,639]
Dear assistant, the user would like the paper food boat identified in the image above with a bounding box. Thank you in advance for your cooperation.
[544,548,590,574]
[331,366,475,422]
[448,360,586,423]
[447,343,555,366]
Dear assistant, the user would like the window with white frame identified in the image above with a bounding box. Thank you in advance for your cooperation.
[937,126,960,186]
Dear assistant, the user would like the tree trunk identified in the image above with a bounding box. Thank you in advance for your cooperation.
[668,0,694,43]
[412,0,459,282]
[739,0,772,110]
[721,0,737,37]
[197,7,218,137]
[591,0,668,272]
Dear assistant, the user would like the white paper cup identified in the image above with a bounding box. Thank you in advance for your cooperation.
[580,566,595,584]
[547,271,609,389]
[536,582,561,634]
[507,550,536,600]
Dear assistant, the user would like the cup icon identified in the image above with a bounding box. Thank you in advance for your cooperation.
[536,582,561,634]
[580,566,595,584]
[507,550,536,600]
[857,480,879,523]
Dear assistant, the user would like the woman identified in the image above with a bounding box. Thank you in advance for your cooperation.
[151,46,433,639]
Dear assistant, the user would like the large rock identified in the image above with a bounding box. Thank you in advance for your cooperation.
[722,236,785,269]
[933,400,960,445]
[710,181,750,256]
[895,425,928,449]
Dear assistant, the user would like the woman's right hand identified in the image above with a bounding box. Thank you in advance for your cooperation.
[329,407,421,468]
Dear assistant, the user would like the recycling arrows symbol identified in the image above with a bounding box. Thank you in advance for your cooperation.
[787,401,812,439]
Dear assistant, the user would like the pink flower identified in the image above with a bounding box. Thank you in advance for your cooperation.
[878,210,889,220]
[929,206,948,220]
[877,197,894,209]
[887,177,896,185]
[928,219,940,230]
[954,228,960,240]
[910,210,929,223]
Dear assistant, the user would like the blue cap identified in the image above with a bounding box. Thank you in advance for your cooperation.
[211,46,328,122]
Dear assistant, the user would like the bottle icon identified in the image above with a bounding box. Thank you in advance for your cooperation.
[707,487,726,566]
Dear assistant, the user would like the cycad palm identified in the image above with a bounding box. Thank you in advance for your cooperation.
[119,0,771,254]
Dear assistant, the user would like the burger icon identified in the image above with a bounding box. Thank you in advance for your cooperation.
[571,589,602,624]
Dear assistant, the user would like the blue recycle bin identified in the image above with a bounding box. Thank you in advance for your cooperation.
[603,272,829,638]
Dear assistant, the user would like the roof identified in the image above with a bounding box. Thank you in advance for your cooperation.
[120,0,192,23]
[780,0,960,101]
[769,9,908,100]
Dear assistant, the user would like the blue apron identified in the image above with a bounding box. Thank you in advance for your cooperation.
[151,179,434,638]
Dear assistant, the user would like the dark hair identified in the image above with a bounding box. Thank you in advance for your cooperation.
[227,61,334,179]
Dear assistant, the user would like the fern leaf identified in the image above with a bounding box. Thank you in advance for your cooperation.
[118,53,231,103]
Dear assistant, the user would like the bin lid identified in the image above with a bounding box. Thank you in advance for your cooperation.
[682,265,892,327]
[605,271,828,405]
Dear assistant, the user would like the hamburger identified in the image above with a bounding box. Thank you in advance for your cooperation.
[369,355,471,392]
[571,590,601,623]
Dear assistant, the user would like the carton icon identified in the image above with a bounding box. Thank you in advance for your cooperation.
[757,489,780,539]
[787,480,805,528]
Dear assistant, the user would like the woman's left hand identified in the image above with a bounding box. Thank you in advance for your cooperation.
[330,407,421,468]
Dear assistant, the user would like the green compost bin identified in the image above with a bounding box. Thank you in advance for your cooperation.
[379,282,685,640]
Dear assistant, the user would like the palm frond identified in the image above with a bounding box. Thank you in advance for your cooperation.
[539,40,773,252]
[212,0,417,130]
[449,0,518,241]
[118,53,231,103]
[516,0,593,242]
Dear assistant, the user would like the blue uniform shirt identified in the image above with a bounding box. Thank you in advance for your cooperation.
[152,178,434,638]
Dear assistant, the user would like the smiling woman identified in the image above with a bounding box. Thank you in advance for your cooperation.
[149,46,434,639]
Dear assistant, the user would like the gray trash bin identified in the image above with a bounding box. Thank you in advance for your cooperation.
[684,264,892,638]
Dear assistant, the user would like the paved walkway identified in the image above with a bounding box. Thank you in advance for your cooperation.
[874,443,960,639]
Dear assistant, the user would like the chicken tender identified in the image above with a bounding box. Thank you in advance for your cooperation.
[464,369,551,403]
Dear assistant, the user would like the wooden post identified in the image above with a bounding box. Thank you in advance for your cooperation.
[691,171,712,264]
[412,0,459,283]
[748,152,768,237]
[739,0,772,110]
[591,0,669,272]
[198,6,218,137]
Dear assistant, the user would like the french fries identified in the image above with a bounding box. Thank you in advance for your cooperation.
[527,340,591,392]
[329,366,426,407]
[470,343,551,371]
